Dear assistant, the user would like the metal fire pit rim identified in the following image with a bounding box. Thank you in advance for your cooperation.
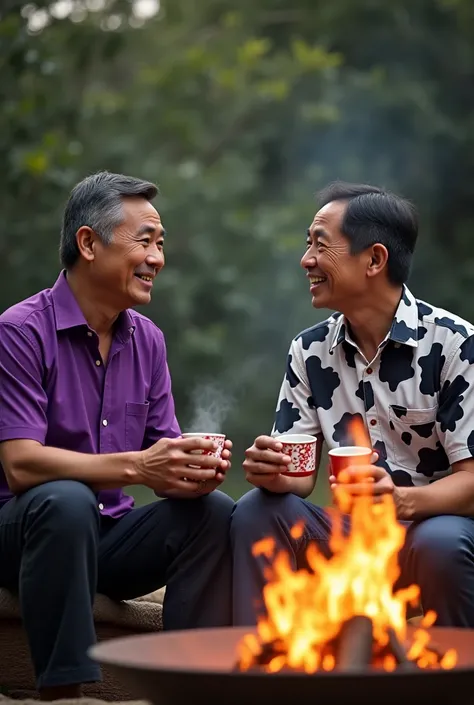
[89,628,472,680]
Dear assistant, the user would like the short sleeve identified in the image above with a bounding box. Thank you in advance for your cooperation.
[271,338,321,437]
[0,323,48,444]
[436,335,474,464]
[141,330,181,449]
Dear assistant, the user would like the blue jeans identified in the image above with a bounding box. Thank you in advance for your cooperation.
[231,488,474,627]
[0,480,234,689]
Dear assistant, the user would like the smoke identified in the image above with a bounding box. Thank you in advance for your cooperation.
[185,381,233,434]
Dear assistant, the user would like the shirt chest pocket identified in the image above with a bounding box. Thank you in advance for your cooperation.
[125,402,149,451]
[388,406,438,471]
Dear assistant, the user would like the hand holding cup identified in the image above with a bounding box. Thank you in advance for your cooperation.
[181,432,231,486]
[243,435,292,488]
[327,446,400,508]
[138,434,231,494]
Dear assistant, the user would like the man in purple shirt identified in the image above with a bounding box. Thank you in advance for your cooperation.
[0,172,234,701]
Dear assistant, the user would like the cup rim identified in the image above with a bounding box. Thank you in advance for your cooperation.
[182,432,226,438]
[328,445,372,457]
[275,434,317,444]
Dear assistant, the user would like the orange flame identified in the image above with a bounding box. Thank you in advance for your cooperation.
[237,418,457,673]
[351,416,371,448]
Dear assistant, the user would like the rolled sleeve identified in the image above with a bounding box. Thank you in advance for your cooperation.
[436,336,474,465]
[142,330,181,449]
[271,338,321,437]
[0,323,48,444]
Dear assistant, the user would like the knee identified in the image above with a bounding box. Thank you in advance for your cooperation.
[199,490,234,529]
[231,488,300,541]
[408,516,474,569]
[26,480,99,533]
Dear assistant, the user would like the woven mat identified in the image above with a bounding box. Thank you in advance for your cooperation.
[0,587,165,631]
[0,695,148,705]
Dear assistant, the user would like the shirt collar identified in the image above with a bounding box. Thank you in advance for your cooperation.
[51,270,135,342]
[330,285,419,352]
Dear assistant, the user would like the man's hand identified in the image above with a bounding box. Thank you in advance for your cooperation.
[191,439,233,497]
[136,436,232,495]
[243,435,293,493]
[329,464,399,509]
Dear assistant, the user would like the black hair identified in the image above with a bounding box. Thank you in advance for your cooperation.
[317,181,418,285]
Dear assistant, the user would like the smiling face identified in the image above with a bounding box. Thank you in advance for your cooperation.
[301,200,373,311]
[78,196,165,311]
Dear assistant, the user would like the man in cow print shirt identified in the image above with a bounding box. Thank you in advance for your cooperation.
[232,181,474,628]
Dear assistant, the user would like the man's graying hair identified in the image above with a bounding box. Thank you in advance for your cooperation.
[59,171,158,269]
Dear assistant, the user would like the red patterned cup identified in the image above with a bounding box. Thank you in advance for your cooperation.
[181,432,226,468]
[328,445,377,478]
[275,434,318,477]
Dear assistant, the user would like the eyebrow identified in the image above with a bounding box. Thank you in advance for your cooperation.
[307,226,329,240]
[137,224,166,238]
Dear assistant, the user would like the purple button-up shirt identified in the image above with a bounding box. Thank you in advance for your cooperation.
[0,271,181,518]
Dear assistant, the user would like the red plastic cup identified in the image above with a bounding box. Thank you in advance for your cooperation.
[274,433,318,477]
[328,445,377,479]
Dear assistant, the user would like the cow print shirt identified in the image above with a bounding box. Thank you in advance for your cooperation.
[272,287,474,487]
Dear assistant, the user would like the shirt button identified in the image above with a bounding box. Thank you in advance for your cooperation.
[394,342,401,348]
[370,419,377,426]
[95,360,101,366]
[87,331,93,337]
[366,367,373,375]
[102,419,108,426]
[98,503,104,511]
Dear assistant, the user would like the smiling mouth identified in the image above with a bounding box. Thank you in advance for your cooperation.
[309,276,327,284]
[135,274,154,282]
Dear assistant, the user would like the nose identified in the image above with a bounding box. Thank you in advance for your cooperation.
[301,247,316,270]
[145,243,165,269]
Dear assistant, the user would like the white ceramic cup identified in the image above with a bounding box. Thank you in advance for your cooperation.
[274,433,318,476]
[181,432,226,468]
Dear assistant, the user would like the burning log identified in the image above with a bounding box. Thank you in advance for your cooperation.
[235,614,456,673]
[334,616,373,671]
[385,627,417,671]
[251,639,286,667]
[331,616,420,672]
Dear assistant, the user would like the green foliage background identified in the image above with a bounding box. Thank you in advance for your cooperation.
[1,0,473,505]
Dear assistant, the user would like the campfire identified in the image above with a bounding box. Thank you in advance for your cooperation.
[236,419,458,674]
[91,415,474,705]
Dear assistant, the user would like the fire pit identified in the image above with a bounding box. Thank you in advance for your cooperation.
[90,625,474,705]
[91,421,474,705]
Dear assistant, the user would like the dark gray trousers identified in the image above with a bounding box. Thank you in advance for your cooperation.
[231,488,474,627]
[0,480,234,689]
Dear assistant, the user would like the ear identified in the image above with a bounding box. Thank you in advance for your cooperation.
[75,226,97,263]
[366,243,388,278]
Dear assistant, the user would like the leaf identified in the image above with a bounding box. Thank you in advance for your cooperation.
[237,37,271,66]
[23,150,49,173]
